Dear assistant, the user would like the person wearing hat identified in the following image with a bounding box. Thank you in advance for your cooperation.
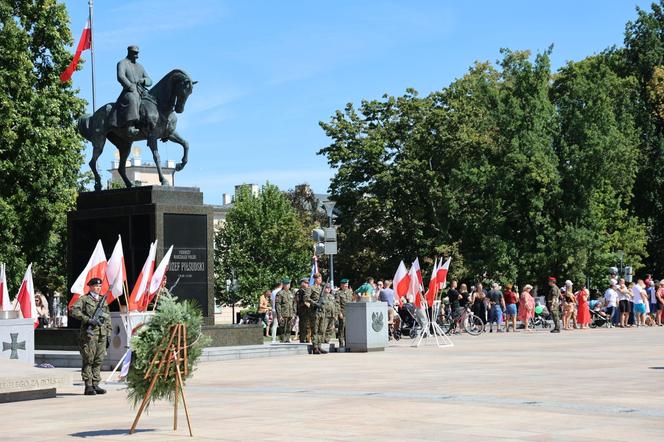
[547,277,561,333]
[295,278,313,343]
[335,279,354,348]
[518,284,535,331]
[70,278,112,395]
[114,45,152,136]
[275,278,295,343]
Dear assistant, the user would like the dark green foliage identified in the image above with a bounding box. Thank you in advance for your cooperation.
[126,293,209,408]
[214,183,311,307]
[0,0,86,293]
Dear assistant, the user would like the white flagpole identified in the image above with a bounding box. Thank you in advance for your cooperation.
[88,0,96,112]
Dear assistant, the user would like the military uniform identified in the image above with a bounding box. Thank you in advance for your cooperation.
[275,284,295,342]
[70,286,111,394]
[110,46,152,129]
[295,283,313,342]
[312,288,336,353]
[335,286,354,347]
[549,283,561,332]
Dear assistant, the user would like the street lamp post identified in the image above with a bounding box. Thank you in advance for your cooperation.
[322,201,336,288]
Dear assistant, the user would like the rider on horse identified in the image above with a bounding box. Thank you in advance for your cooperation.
[111,45,152,137]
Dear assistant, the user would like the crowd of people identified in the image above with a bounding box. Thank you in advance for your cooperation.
[253,272,664,344]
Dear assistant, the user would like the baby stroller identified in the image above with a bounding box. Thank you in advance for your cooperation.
[529,305,551,329]
[396,303,422,339]
[589,308,608,328]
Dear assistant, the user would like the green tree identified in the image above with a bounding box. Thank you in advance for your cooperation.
[214,183,311,307]
[0,0,86,293]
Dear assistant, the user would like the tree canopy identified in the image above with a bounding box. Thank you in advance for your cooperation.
[0,0,86,293]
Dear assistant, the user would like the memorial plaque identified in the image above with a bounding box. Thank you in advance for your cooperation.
[164,214,209,309]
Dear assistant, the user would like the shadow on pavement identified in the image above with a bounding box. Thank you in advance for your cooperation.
[70,429,155,438]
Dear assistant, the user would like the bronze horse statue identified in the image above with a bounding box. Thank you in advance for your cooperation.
[77,69,196,191]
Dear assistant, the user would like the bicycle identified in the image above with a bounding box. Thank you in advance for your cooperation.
[441,307,484,336]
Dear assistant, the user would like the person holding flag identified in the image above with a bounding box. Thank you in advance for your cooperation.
[71,278,112,396]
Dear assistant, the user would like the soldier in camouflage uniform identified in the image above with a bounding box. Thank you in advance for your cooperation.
[335,278,354,348]
[275,278,295,342]
[312,283,336,354]
[548,277,561,333]
[70,278,112,395]
[295,278,313,343]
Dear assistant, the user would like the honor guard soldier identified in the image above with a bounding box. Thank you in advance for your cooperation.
[335,278,354,348]
[70,278,112,395]
[275,278,295,342]
[312,282,337,354]
[295,278,313,343]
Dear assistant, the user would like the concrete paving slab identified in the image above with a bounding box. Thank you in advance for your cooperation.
[1,326,662,440]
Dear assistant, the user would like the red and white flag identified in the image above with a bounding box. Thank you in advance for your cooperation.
[16,264,38,328]
[412,257,424,288]
[106,235,127,303]
[425,258,439,308]
[128,241,157,311]
[408,264,423,308]
[392,260,410,307]
[0,263,11,311]
[60,20,91,82]
[69,240,108,309]
[147,245,174,302]
[436,257,452,290]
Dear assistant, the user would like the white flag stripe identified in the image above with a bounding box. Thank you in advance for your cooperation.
[70,239,107,296]
[106,235,125,298]
[134,241,157,303]
[149,245,173,295]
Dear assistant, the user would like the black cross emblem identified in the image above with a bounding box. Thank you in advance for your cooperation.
[2,333,26,359]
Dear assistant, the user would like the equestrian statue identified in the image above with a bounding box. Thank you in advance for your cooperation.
[77,45,196,191]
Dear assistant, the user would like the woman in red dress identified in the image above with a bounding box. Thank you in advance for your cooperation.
[575,283,591,328]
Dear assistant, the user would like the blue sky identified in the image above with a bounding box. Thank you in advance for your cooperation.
[64,0,652,204]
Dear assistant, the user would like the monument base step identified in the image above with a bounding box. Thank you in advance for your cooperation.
[0,359,72,403]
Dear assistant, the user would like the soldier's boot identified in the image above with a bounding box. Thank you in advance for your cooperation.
[93,385,107,394]
[84,385,97,396]
[312,347,321,355]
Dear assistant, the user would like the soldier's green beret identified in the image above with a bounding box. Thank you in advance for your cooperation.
[340,278,349,284]
[282,277,291,284]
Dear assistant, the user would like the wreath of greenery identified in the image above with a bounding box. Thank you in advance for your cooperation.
[126,292,210,408]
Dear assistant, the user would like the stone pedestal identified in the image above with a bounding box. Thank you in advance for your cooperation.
[0,317,35,364]
[106,312,154,363]
[0,359,72,403]
[345,302,389,352]
[68,186,214,324]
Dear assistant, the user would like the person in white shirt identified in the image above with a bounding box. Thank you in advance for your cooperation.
[270,281,283,343]
[617,279,632,328]
[604,280,618,328]
[632,279,647,326]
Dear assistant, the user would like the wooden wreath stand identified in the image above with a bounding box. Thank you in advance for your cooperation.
[129,323,193,437]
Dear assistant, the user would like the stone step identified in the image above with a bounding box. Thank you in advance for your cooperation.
[0,359,73,403]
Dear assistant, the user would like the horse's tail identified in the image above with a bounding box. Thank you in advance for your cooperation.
[77,114,92,141]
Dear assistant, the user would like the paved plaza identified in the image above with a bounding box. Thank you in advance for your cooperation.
[3,326,663,441]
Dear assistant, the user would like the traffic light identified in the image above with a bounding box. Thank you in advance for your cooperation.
[312,228,337,255]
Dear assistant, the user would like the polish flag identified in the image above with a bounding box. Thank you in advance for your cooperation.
[392,260,410,307]
[16,264,38,328]
[128,241,157,311]
[1,263,11,311]
[60,20,91,82]
[412,257,424,288]
[69,240,108,309]
[408,265,423,308]
[106,235,127,303]
[436,257,452,291]
[425,258,439,308]
[147,245,174,304]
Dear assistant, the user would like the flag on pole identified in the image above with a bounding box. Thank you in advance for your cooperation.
[308,255,318,286]
[392,260,409,307]
[147,245,174,307]
[412,257,424,288]
[436,257,452,290]
[60,20,91,82]
[16,264,38,328]
[408,264,423,308]
[128,241,157,311]
[119,349,132,378]
[106,235,126,303]
[0,263,11,311]
[425,258,439,308]
[69,240,108,310]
